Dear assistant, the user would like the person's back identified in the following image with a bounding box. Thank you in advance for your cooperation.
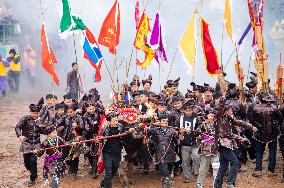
[250,103,282,143]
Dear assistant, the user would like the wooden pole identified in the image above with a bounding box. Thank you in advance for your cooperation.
[166,47,179,81]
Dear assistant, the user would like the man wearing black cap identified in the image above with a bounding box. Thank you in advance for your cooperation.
[191,82,204,107]
[142,75,152,92]
[15,104,43,186]
[177,102,202,182]
[245,80,258,104]
[248,94,283,178]
[203,83,214,106]
[7,48,21,94]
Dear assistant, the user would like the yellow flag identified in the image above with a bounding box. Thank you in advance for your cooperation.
[179,12,197,65]
[224,0,233,40]
[134,13,154,68]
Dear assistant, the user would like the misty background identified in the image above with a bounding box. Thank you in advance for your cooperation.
[2,0,283,102]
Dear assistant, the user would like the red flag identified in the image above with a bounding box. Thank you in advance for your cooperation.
[41,23,59,85]
[135,0,140,30]
[98,0,120,55]
[200,18,220,76]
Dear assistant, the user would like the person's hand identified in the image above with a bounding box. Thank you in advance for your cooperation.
[94,137,100,143]
[179,128,185,135]
[19,136,26,143]
[129,128,135,134]
[72,122,77,129]
[238,136,247,142]
[85,124,90,130]
[32,149,38,154]
[252,127,258,132]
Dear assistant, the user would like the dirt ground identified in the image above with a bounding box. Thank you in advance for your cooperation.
[0,93,284,188]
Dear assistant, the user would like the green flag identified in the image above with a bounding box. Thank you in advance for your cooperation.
[60,0,72,33]
[59,0,86,39]
[71,15,86,31]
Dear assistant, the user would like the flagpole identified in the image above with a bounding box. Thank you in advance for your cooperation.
[166,47,178,81]
[192,9,200,82]
[158,60,162,93]
[220,21,225,71]
[224,48,236,70]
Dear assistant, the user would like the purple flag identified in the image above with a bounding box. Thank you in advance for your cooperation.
[156,25,168,63]
[238,23,251,46]
[150,13,168,63]
[150,13,160,47]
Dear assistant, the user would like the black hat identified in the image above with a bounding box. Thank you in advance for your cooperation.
[168,78,180,87]
[132,91,141,98]
[140,90,150,97]
[130,75,141,86]
[44,125,57,135]
[29,104,40,112]
[142,75,152,86]
[262,94,275,102]
[226,83,239,98]
[190,82,203,92]
[85,102,95,108]
[130,80,141,86]
[106,112,118,121]
[46,94,56,99]
[185,89,195,99]
[158,113,169,120]
[9,49,16,54]
[171,95,182,103]
[63,93,72,100]
[203,83,214,92]
[258,93,275,103]
[250,72,257,79]
[245,80,257,89]
[157,100,167,106]
[183,100,195,110]
[55,103,65,110]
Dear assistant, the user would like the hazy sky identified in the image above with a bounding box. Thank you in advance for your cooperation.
[3,0,282,98]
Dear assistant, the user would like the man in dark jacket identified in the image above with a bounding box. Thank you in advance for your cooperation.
[83,102,100,178]
[100,113,134,188]
[66,62,81,100]
[249,94,283,177]
[15,104,43,186]
[214,102,258,188]
[147,114,178,188]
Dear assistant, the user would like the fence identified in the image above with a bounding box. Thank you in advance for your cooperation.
[0,21,32,44]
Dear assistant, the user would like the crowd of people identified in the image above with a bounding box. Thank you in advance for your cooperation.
[0,1,21,44]
[14,63,284,188]
[0,46,38,98]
